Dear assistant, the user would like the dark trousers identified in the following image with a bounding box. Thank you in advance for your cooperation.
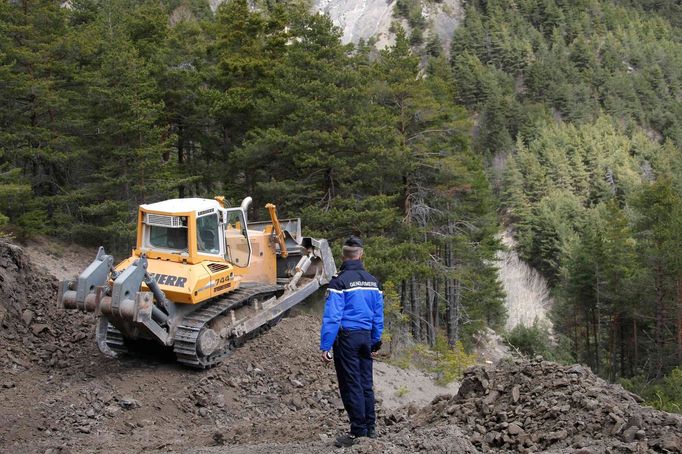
[333,328,375,436]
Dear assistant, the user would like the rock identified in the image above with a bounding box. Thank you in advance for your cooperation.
[291,395,304,410]
[483,390,499,405]
[660,433,681,451]
[512,385,520,403]
[77,425,91,434]
[31,324,50,336]
[545,429,568,441]
[566,364,587,376]
[2,381,16,389]
[21,309,34,326]
[118,398,140,410]
[212,432,225,446]
[86,408,95,418]
[609,413,626,434]
[483,431,498,444]
[430,394,451,405]
[508,423,524,435]
[622,426,638,443]
[199,407,208,417]
[333,398,345,411]
[291,379,304,388]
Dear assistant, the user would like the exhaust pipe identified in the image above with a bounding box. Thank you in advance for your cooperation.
[240,196,252,222]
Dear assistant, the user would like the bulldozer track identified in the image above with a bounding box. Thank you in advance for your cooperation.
[173,284,283,369]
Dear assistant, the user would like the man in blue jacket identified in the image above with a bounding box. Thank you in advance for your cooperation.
[320,236,384,448]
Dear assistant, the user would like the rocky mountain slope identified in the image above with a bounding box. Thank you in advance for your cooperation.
[207,0,463,50]
[313,0,463,49]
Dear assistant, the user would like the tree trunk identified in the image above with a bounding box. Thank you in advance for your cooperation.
[178,124,185,198]
[585,305,591,367]
[654,264,665,378]
[448,278,461,346]
[619,315,625,378]
[426,278,435,346]
[610,314,618,382]
[433,277,440,343]
[410,275,420,341]
[633,317,638,375]
[676,277,682,365]
[594,264,600,375]
[446,241,460,346]
[420,280,429,343]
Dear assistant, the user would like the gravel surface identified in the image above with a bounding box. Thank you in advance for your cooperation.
[2,239,680,454]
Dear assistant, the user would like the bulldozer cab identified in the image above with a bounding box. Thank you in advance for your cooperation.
[137,199,251,267]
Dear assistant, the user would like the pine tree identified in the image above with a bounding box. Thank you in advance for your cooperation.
[0,0,73,234]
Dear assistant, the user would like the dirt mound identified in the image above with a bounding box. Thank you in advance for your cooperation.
[186,315,347,445]
[0,239,92,372]
[1,311,344,453]
[406,358,682,453]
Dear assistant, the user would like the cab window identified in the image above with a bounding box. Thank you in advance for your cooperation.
[149,225,188,251]
[197,214,220,254]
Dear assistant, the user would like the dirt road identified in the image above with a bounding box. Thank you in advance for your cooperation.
[0,240,458,453]
[2,239,681,453]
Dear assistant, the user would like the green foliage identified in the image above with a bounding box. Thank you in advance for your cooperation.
[453,0,682,151]
[504,321,573,363]
[621,368,682,414]
[394,0,426,32]
[391,335,476,384]
[432,336,477,384]
[395,385,410,397]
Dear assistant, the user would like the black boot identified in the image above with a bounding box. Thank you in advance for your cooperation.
[367,427,377,439]
[334,433,359,448]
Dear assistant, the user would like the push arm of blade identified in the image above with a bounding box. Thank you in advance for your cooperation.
[111,256,147,315]
[266,203,288,258]
[61,246,114,310]
[309,238,336,285]
[76,246,114,303]
[144,272,173,316]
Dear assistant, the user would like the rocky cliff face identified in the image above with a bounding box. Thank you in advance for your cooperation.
[208,0,463,50]
[313,0,463,49]
[313,0,396,47]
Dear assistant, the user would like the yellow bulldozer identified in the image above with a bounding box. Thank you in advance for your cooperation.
[58,196,335,368]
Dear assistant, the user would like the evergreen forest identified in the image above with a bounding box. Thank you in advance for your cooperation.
[2,0,682,404]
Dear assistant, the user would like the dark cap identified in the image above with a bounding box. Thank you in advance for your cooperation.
[344,235,364,248]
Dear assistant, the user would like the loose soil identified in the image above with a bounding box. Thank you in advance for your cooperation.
[1,239,681,453]
[0,240,455,453]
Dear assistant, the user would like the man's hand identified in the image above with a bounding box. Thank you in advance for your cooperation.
[321,351,333,363]
[370,340,382,358]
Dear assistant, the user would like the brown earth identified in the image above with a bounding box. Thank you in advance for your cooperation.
[1,239,681,454]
